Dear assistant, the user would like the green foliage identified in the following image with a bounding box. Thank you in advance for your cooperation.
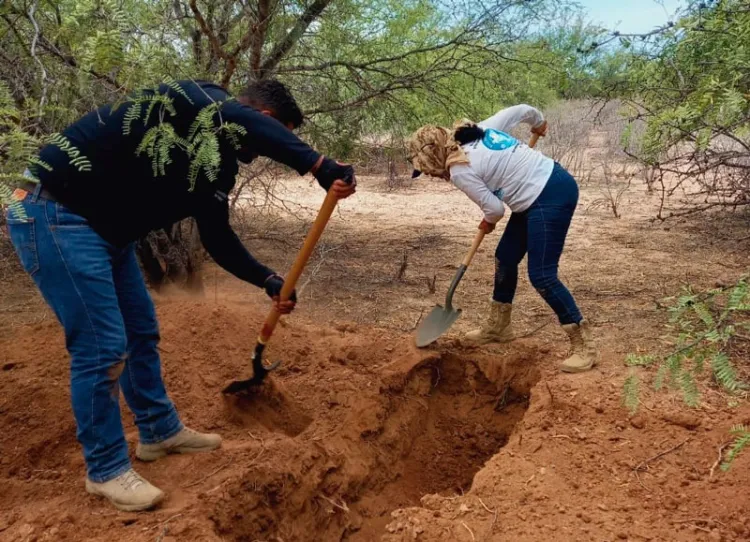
[631,0,750,158]
[620,0,750,211]
[625,353,657,367]
[626,278,750,411]
[0,82,41,219]
[186,102,247,189]
[623,373,640,414]
[626,278,750,469]
[722,425,750,471]
[136,123,186,177]
[122,82,246,188]
[46,134,91,172]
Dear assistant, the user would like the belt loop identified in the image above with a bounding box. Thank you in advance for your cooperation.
[30,182,43,204]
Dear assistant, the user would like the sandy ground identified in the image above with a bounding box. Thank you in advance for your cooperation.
[1,128,749,542]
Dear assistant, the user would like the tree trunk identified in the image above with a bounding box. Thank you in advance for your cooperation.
[137,218,205,294]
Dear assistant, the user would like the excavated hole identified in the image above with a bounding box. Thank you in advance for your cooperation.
[213,351,540,542]
[346,353,539,540]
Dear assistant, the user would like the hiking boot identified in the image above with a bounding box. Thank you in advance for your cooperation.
[561,319,598,373]
[464,301,514,345]
[85,469,164,512]
[136,427,222,462]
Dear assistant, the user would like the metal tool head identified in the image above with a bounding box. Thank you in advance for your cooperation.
[415,304,462,347]
[222,350,281,394]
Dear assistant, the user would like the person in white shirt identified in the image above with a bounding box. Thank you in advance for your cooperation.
[409,105,597,373]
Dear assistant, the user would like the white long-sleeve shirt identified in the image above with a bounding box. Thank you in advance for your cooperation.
[450,105,554,223]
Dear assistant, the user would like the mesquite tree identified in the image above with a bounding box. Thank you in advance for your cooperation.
[1,0,572,289]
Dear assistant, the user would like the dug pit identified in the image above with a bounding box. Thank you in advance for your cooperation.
[212,349,541,542]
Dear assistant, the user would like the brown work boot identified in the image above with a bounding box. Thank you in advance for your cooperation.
[560,319,598,373]
[136,427,222,462]
[464,301,514,345]
[85,468,164,512]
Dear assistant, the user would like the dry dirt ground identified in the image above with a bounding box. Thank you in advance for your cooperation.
[1,131,750,542]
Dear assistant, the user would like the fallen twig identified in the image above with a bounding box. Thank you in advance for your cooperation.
[146,513,184,532]
[517,319,553,338]
[674,518,727,528]
[318,494,350,513]
[476,497,498,541]
[248,431,265,445]
[152,513,183,542]
[633,438,690,472]
[476,497,492,514]
[485,509,498,541]
[412,308,426,331]
[461,521,476,542]
[709,441,732,478]
[205,479,231,495]
[182,459,232,488]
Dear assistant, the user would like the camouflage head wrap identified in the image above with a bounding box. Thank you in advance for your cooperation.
[408,123,471,179]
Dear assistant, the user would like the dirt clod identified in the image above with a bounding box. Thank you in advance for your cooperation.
[2,171,750,541]
[662,413,702,430]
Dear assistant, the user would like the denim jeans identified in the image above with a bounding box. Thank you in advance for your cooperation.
[493,162,583,325]
[6,185,182,482]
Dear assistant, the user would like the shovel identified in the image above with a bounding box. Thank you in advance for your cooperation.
[415,132,541,348]
[223,188,340,394]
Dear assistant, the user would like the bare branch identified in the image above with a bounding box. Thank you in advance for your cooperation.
[259,0,333,78]
[188,0,228,61]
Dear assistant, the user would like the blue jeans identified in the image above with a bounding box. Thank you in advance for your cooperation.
[493,163,583,325]
[6,186,182,482]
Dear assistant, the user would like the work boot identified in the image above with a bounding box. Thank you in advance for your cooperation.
[136,427,222,462]
[85,468,164,512]
[560,319,598,373]
[464,301,514,345]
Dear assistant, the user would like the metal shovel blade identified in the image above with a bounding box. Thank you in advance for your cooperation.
[223,340,281,394]
[415,305,462,347]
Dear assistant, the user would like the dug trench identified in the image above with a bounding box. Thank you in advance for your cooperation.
[0,300,542,541]
[213,348,540,542]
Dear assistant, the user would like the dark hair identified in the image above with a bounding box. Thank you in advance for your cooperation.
[454,124,485,145]
[239,79,304,129]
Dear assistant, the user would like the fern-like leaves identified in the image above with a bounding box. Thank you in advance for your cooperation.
[162,77,193,105]
[623,373,640,414]
[0,176,28,220]
[623,277,749,412]
[136,124,187,177]
[187,131,221,189]
[721,425,750,471]
[47,134,91,172]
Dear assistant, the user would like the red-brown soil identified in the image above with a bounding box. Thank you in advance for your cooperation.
[2,124,750,541]
[1,296,748,542]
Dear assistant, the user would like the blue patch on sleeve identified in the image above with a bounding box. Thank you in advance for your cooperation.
[483,129,518,151]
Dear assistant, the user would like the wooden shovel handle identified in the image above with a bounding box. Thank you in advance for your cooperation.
[259,189,339,342]
[462,229,485,267]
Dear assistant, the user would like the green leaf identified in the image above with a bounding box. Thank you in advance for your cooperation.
[623,373,640,414]
[625,353,657,367]
[721,425,750,471]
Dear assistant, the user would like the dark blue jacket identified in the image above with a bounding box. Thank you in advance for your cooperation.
[35,80,321,287]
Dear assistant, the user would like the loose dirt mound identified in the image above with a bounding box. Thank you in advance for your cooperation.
[1,298,749,541]
[0,299,542,541]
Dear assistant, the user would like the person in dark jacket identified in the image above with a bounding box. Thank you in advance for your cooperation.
[5,79,355,511]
